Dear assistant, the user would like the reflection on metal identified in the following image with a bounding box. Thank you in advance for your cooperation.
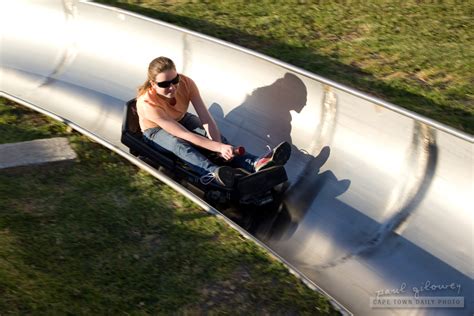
[387,123,437,235]
[1,1,473,315]
[313,85,338,154]
[293,85,338,189]
[40,0,79,87]
[315,122,438,269]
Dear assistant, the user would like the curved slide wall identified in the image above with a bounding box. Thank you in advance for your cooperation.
[1,1,472,315]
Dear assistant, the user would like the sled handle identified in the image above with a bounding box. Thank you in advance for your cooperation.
[233,146,245,156]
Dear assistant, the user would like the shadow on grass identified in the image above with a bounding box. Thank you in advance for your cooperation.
[0,138,338,314]
[94,1,472,134]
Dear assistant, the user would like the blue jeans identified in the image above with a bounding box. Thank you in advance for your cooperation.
[143,113,258,176]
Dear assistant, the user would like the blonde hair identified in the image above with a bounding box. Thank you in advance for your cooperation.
[137,56,176,96]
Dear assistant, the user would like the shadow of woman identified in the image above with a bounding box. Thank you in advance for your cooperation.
[210,72,307,150]
[209,73,350,240]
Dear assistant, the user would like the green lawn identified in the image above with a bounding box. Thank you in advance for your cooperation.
[95,0,473,134]
[0,98,339,314]
[2,2,471,312]
[0,98,70,144]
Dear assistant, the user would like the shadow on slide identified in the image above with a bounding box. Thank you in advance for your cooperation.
[207,73,350,241]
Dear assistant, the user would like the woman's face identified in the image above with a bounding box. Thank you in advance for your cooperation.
[152,69,179,98]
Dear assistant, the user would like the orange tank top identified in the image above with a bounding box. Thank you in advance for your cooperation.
[136,74,199,132]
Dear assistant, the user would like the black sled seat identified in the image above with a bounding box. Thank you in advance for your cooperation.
[121,98,203,182]
[121,99,175,170]
[121,99,288,205]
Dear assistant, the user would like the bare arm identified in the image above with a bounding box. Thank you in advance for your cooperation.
[144,105,234,160]
[191,92,222,142]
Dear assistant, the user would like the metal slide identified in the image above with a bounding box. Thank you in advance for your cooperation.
[1,1,472,315]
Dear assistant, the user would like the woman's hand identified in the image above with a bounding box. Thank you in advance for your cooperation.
[219,143,234,161]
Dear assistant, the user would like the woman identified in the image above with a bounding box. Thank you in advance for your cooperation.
[136,56,290,187]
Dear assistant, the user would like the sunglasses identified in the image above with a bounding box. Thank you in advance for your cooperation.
[155,74,180,88]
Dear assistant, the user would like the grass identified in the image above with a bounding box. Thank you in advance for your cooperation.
[0,97,339,314]
[94,0,473,134]
[0,98,70,144]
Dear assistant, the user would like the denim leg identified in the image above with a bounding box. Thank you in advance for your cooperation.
[145,113,259,174]
[231,152,258,173]
[179,113,206,136]
[220,135,258,173]
[143,127,217,176]
[184,114,259,172]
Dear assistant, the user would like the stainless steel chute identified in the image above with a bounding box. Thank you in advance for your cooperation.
[1,1,472,315]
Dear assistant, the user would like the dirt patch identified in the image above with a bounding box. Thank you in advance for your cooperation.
[383,71,407,80]
[414,70,456,90]
[194,265,263,313]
